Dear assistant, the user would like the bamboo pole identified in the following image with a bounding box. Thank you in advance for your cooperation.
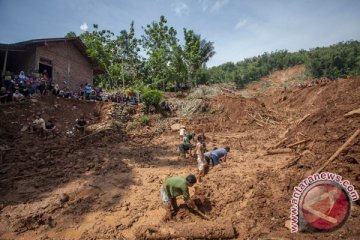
[286,139,311,148]
[315,129,360,173]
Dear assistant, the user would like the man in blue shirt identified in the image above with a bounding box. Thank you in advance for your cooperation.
[84,83,92,100]
[209,146,230,166]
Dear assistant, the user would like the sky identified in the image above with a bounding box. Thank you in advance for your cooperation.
[1,0,360,67]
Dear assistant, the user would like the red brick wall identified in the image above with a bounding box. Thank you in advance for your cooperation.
[36,41,93,90]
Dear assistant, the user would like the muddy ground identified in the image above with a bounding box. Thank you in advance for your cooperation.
[0,68,359,239]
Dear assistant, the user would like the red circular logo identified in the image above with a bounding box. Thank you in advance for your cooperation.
[300,181,351,231]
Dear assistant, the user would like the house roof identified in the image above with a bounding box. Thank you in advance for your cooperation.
[0,37,102,73]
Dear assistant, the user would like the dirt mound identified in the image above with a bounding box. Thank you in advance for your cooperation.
[1,75,360,239]
[239,65,307,98]
[276,78,360,192]
[169,77,360,239]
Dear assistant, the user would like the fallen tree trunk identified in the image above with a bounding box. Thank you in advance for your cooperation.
[286,139,311,148]
[315,129,360,173]
[282,155,302,169]
[296,113,310,125]
[344,108,360,118]
[135,219,235,240]
[265,148,293,155]
[267,136,288,150]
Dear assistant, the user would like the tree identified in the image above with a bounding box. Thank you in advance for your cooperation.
[65,31,77,38]
[182,29,215,86]
[169,44,187,91]
[80,24,143,89]
[116,21,142,89]
[141,16,179,90]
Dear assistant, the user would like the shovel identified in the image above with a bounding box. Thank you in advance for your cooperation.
[192,207,210,220]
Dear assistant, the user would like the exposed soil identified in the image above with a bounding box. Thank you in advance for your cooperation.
[0,68,359,239]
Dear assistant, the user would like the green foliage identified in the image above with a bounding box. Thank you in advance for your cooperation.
[70,16,215,91]
[68,17,358,92]
[195,41,360,88]
[142,90,163,108]
[65,31,77,38]
[139,115,150,126]
[306,40,360,79]
[79,23,141,89]
[183,29,215,87]
[202,50,307,88]
[141,16,179,90]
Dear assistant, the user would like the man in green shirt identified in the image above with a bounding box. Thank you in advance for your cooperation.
[160,175,197,220]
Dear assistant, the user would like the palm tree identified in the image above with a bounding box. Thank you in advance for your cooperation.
[198,39,215,68]
[182,29,216,87]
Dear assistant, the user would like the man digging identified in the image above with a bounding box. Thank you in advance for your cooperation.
[160,174,198,221]
[75,115,88,134]
[178,133,196,159]
[209,146,230,167]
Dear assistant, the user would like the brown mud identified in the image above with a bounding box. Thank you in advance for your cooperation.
[0,69,359,239]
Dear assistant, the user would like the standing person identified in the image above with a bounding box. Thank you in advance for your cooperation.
[179,126,186,142]
[79,84,85,100]
[160,175,197,220]
[18,71,27,86]
[195,135,207,182]
[84,83,92,100]
[39,77,46,95]
[209,146,230,166]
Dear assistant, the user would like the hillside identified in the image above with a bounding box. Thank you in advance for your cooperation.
[0,69,359,239]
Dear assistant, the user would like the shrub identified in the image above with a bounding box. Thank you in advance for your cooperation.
[139,115,150,126]
[142,90,163,108]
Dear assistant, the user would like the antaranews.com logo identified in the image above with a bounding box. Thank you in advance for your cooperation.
[290,172,359,233]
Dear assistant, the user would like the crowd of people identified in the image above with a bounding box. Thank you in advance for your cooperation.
[0,70,141,105]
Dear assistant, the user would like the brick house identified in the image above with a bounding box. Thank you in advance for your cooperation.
[0,37,99,90]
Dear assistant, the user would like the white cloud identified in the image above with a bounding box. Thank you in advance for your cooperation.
[198,0,210,11]
[173,1,189,16]
[80,22,88,31]
[210,0,229,12]
[235,19,247,29]
[199,0,229,12]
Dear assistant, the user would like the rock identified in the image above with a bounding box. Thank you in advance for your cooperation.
[30,99,38,103]
[122,206,129,211]
[21,125,28,132]
[59,193,69,204]
[170,123,181,131]
[284,219,291,229]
